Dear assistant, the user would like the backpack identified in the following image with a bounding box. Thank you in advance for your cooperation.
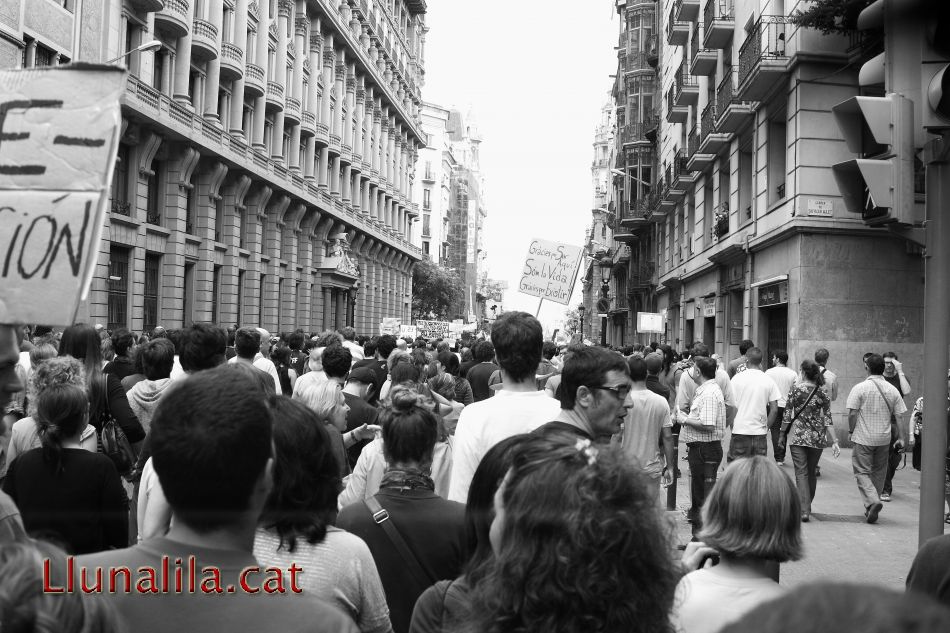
[96,376,137,477]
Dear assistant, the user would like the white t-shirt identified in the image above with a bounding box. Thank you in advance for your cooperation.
[672,567,784,633]
[448,390,561,503]
[765,366,798,408]
[292,369,329,398]
[228,353,281,394]
[730,368,781,435]
[621,389,673,477]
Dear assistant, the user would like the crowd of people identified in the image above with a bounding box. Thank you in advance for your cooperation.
[0,316,949,632]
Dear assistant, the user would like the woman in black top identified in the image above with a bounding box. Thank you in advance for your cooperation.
[2,379,128,553]
[60,324,145,447]
[271,345,298,396]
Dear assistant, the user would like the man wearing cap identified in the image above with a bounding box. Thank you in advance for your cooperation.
[342,366,379,468]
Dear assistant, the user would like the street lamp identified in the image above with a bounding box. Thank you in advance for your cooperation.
[106,40,163,65]
[578,305,586,339]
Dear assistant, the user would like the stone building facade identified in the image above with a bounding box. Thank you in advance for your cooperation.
[7,0,427,336]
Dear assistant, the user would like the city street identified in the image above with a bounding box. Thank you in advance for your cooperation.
[666,437,933,590]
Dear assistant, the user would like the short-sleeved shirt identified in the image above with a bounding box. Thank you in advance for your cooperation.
[846,376,907,447]
[730,369,781,436]
[679,381,726,444]
[672,567,784,633]
[676,366,735,418]
[785,383,833,448]
[765,366,798,408]
[621,389,673,477]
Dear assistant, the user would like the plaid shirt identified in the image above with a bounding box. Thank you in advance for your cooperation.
[680,381,726,443]
[846,376,907,447]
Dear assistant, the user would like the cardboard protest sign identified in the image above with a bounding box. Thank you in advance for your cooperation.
[399,324,418,339]
[416,319,450,339]
[518,238,584,306]
[0,64,126,325]
[379,317,400,335]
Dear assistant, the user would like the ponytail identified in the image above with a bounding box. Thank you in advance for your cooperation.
[34,383,89,474]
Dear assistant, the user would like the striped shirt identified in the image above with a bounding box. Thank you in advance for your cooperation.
[680,381,726,443]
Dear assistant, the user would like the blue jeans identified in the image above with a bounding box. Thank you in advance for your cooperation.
[852,443,889,509]
[790,445,823,515]
[727,434,768,462]
[687,440,723,531]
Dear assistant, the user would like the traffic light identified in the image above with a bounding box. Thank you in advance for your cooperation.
[921,0,950,129]
[831,94,920,226]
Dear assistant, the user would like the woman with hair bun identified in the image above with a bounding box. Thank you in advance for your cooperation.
[2,359,128,553]
[338,386,467,633]
[467,431,679,633]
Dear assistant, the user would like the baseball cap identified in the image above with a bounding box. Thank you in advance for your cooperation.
[348,367,378,384]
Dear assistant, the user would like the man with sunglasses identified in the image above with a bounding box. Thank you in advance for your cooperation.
[534,346,633,442]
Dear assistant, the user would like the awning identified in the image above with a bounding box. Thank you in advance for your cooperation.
[750,274,789,288]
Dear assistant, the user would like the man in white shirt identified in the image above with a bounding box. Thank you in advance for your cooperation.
[227,328,279,394]
[729,347,781,462]
[339,326,365,364]
[765,349,798,464]
[448,312,560,503]
[676,343,737,427]
[622,356,674,502]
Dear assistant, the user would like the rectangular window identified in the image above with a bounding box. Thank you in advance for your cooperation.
[110,144,131,215]
[768,117,787,205]
[185,177,197,234]
[422,213,431,236]
[143,253,161,331]
[183,262,195,327]
[237,269,245,325]
[423,188,431,210]
[238,208,246,249]
[108,246,130,331]
[147,160,164,225]
[276,278,283,329]
[258,274,266,326]
[214,198,223,242]
[211,265,221,324]
[422,240,429,256]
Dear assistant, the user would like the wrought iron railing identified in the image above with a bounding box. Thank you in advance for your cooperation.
[715,69,739,118]
[675,60,697,100]
[111,200,131,216]
[700,100,717,141]
[738,15,789,87]
[688,127,699,157]
[704,0,735,37]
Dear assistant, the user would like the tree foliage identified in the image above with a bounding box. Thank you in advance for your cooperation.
[789,0,872,34]
[411,258,464,321]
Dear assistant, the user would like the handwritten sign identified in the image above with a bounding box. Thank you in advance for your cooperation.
[518,238,584,306]
[380,317,401,335]
[417,320,450,339]
[637,312,664,333]
[0,64,126,325]
[399,324,418,339]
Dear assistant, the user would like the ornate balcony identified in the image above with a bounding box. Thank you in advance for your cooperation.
[703,0,735,49]
[265,81,284,111]
[244,63,265,98]
[619,197,653,229]
[630,261,657,289]
[284,96,301,125]
[699,100,731,155]
[300,110,316,137]
[666,85,688,124]
[191,18,218,61]
[690,25,718,76]
[674,0,700,23]
[715,70,754,134]
[675,61,699,106]
[712,204,730,239]
[154,0,189,39]
[737,15,790,101]
[315,121,330,146]
[622,118,655,147]
[687,126,715,171]
[624,51,652,76]
[220,42,244,81]
[646,34,659,68]
[667,8,689,46]
[671,149,698,188]
[129,0,164,12]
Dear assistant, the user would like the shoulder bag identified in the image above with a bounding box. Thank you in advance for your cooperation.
[364,496,435,590]
[781,384,820,441]
[96,375,137,477]
[870,379,902,446]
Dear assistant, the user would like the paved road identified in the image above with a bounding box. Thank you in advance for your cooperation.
[662,438,942,589]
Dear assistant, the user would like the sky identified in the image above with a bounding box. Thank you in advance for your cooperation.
[422,2,619,330]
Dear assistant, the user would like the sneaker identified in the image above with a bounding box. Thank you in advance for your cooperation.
[815,466,821,478]
[880,492,891,502]
[866,502,883,524]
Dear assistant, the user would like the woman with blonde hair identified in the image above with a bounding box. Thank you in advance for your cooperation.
[673,456,802,633]
[295,378,376,479]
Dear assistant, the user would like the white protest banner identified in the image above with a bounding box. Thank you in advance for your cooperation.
[379,317,401,335]
[637,312,665,333]
[416,319,450,339]
[0,64,126,325]
[518,238,584,306]
[399,324,417,339]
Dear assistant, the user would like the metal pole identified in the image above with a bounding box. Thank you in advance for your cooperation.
[919,131,950,546]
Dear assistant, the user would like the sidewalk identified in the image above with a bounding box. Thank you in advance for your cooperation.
[662,441,937,589]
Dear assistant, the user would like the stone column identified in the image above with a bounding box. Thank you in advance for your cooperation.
[320,37,335,129]
[332,51,345,138]
[270,2,290,160]
[251,3,270,149]
[323,287,333,331]
[228,0,250,138]
[202,0,224,122]
[172,0,196,104]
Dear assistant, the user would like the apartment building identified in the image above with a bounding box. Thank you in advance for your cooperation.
[647,0,922,420]
[412,102,450,261]
[6,0,427,336]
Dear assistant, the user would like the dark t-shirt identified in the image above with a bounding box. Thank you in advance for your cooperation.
[467,362,500,403]
[532,420,595,440]
[343,392,378,468]
[459,360,478,380]
[353,359,388,405]
[2,448,128,554]
[646,375,671,401]
[337,489,467,633]
[103,356,136,380]
[76,538,359,633]
[883,373,905,397]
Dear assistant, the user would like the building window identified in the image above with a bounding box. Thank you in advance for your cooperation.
[768,117,787,205]
[238,208,246,248]
[423,188,430,210]
[276,278,283,328]
[214,198,223,242]
[110,144,131,215]
[146,160,164,225]
[258,274,266,325]
[422,240,429,256]
[144,253,161,331]
[185,173,197,234]
[237,269,245,325]
[211,265,221,325]
[153,49,168,94]
[422,213,431,237]
[108,246,130,331]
